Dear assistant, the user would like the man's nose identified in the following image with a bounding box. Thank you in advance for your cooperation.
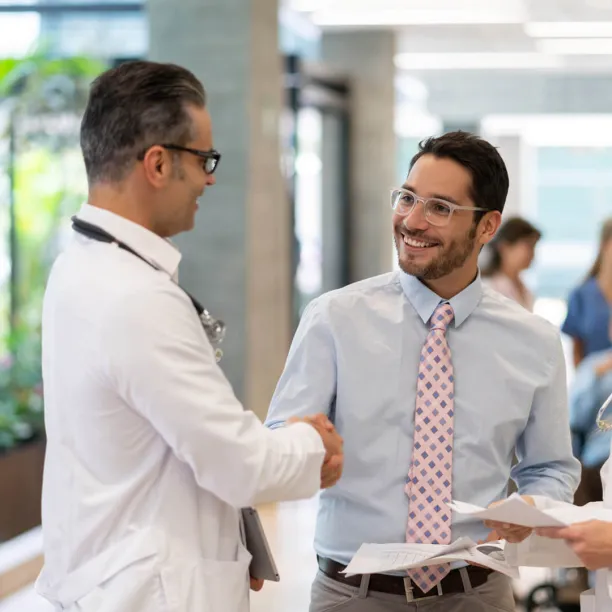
[403,200,429,231]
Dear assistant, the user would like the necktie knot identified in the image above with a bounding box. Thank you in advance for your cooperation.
[430,303,454,333]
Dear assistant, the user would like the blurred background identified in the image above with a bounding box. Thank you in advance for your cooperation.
[1,1,612,610]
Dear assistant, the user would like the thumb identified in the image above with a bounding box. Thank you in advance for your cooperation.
[310,413,334,431]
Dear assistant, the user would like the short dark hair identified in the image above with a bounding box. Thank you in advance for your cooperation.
[409,131,509,217]
[80,60,206,185]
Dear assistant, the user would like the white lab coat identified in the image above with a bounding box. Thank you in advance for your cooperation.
[35,204,326,611]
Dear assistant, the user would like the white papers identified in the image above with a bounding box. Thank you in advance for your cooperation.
[342,537,474,576]
[343,538,519,579]
[433,543,520,579]
[449,495,565,528]
[450,493,612,529]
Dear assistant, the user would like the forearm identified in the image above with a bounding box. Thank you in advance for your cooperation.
[251,423,325,506]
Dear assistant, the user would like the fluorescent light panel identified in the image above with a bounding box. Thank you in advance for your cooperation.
[312,9,523,27]
[536,38,612,54]
[525,21,612,38]
[395,53,562,70]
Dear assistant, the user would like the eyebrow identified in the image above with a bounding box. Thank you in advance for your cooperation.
[401,184,460,206]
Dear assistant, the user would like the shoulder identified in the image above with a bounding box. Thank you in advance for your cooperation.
[308,272,401,315]
[53,237,194,330]
[569,278,596,302]
[480,284,560,350]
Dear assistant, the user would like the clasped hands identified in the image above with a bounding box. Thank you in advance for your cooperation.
[250,415,342,593]
[288,414,344,489]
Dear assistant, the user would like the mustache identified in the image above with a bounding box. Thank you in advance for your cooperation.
[397,227,442,244]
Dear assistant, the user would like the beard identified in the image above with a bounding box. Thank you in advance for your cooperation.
[395,223,477,280]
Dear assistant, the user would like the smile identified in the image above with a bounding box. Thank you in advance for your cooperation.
[402,235,439,249]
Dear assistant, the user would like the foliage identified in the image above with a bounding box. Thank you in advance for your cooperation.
[0,52,106,451]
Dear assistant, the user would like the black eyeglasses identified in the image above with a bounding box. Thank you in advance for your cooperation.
[137,144,221,175]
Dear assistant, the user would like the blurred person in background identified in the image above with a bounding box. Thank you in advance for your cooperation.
[563,218,612,368]
[571,317,612,508]
[481,216,542,312]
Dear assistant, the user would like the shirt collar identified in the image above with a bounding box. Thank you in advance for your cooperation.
[399,270,482,328]
[76,203,182,278]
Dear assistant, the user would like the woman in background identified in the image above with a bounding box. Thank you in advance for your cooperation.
[482,216,542,311]
[563,218,612,368]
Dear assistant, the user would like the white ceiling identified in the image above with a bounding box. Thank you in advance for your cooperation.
[285,0,612,73]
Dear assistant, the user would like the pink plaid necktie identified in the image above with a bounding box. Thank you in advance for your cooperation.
[405,303,455,594]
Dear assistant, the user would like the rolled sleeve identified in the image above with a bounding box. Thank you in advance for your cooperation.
[512,334,581,502]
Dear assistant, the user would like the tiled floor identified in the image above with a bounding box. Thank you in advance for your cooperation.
[0,496,558,611]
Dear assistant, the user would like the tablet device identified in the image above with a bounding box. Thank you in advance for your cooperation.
[241,507,280,582]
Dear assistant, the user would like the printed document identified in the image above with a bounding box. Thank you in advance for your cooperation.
[343,538,519,578]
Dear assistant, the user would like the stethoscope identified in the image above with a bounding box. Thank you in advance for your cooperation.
[71,216,226,362]
[597,390,612,432]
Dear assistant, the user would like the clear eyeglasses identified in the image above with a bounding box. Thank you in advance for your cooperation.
[390,188,487,227]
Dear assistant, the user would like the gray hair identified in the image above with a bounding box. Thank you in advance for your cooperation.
[80,60,206,185]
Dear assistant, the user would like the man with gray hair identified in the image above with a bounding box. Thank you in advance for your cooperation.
[36,60,343,612]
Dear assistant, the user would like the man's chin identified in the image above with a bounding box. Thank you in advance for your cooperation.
[398,256,436,279]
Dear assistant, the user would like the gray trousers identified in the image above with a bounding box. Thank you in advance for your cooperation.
[309,569,515,612]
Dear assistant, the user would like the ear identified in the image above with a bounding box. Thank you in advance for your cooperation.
[141,145,172,188]
[478,211,502,246]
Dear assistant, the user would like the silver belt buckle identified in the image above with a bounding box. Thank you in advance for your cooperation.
[403,577,414,602]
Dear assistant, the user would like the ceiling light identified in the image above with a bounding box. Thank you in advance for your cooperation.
[311,9,524,27]
[395,53,562,71]
[536,38,612,54]
[525,22,612,38]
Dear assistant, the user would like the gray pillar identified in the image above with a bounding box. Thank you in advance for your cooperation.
[148,0,291,419]
[322,31,396,280]
[496,135,523,218]
[487,134,534,219]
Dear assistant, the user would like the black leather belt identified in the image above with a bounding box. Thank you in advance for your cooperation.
[317,556,494,599]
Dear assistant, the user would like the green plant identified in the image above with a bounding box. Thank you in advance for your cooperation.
[0,52,107,451]
[0,324,43,450]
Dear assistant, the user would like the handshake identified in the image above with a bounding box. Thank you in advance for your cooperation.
[288,414,344,489]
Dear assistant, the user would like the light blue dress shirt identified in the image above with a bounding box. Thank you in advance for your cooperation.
[265,271,580,566]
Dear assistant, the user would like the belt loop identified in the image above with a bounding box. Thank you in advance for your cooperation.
[459,567,473,592]
[358,574,370,599]
[403,577,415,602]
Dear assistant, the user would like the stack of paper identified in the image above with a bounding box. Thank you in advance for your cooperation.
[343,538,519,578]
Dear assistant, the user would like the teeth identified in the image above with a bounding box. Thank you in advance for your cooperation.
[404,236,434,248]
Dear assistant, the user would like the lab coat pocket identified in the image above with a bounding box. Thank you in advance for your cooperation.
[161,545,252,612]
[73,556,167,611]
[36,528,165,611]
